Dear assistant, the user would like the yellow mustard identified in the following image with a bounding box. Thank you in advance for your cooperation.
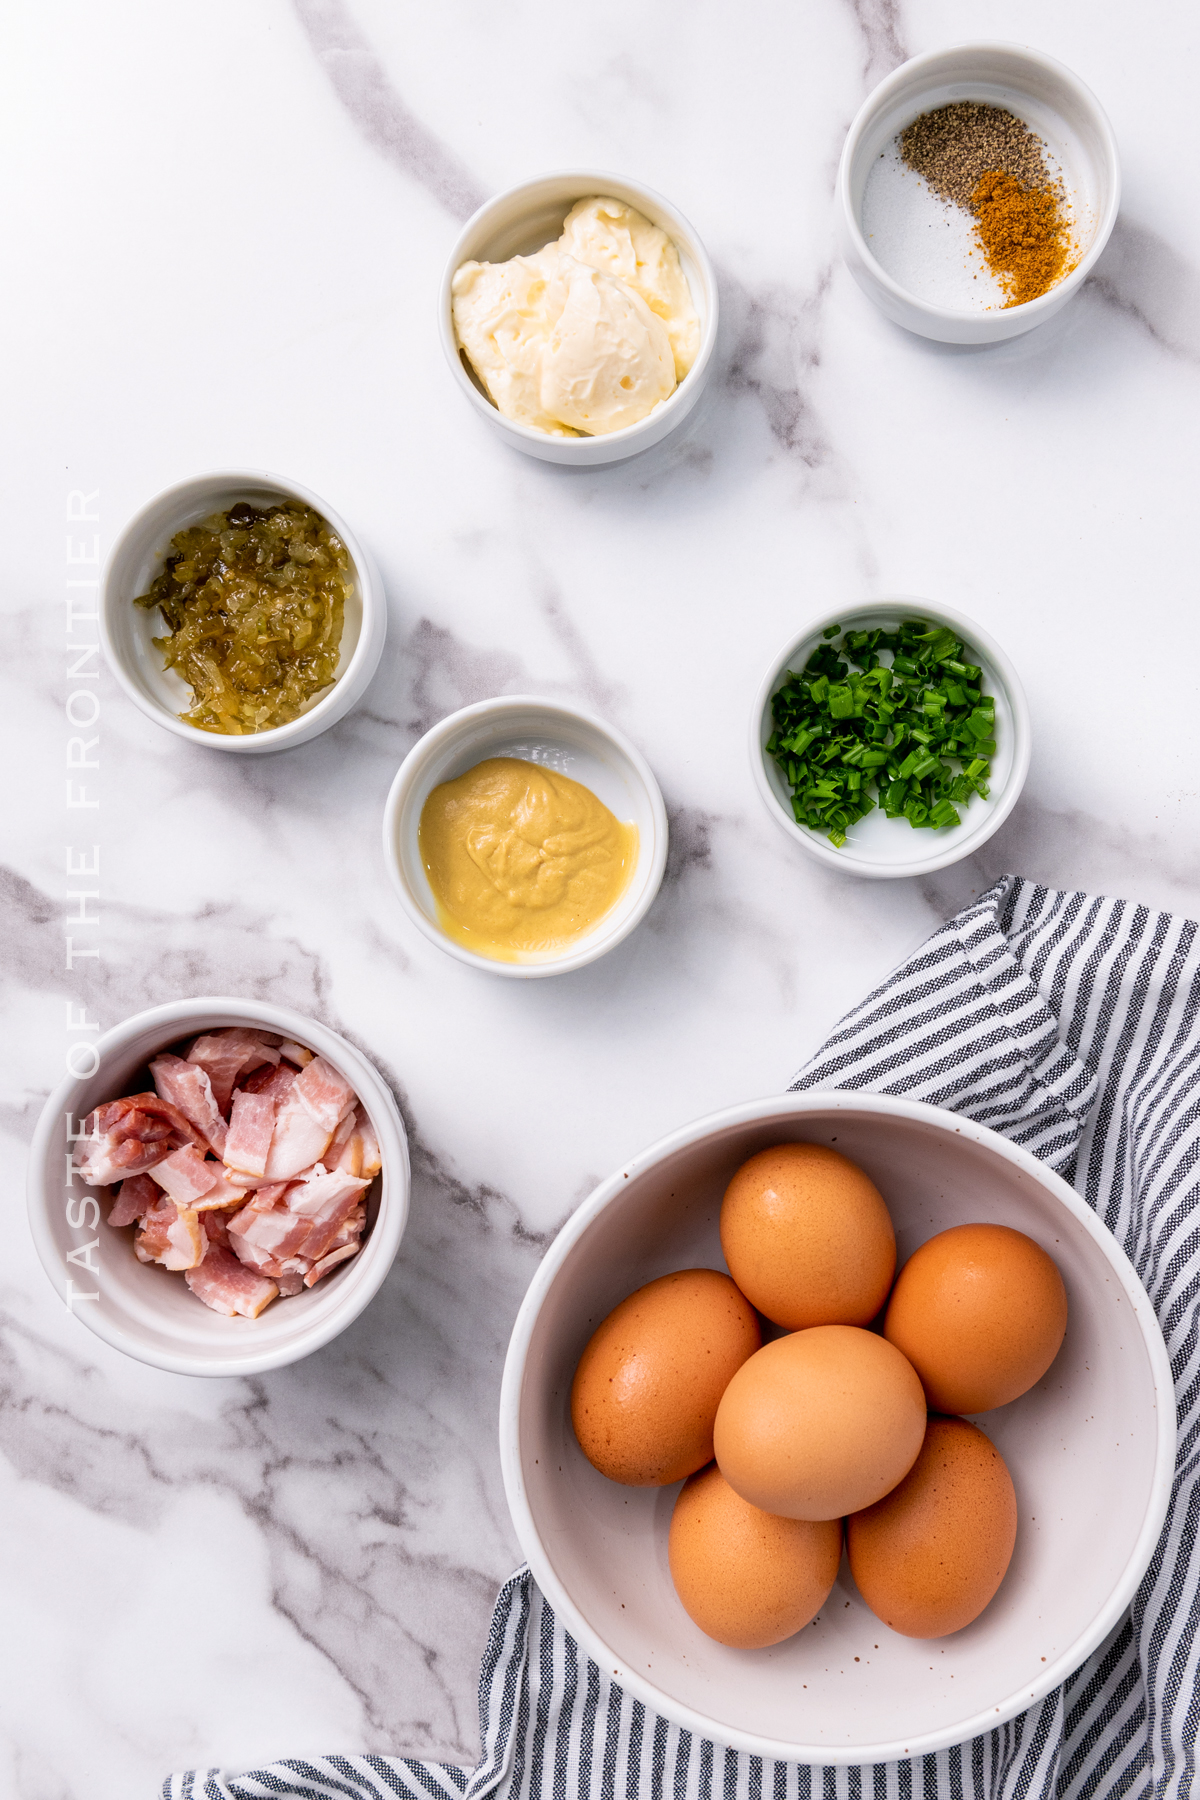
[418,757,639,962]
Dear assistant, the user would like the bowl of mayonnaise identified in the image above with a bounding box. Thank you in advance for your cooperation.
[439,171,718,466]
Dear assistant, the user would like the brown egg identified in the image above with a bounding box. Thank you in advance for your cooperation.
[847,1415,1017,1637]
[713,1325,926,1520]
[884,1223,1068,1413]
[719,1142,895,1329]
[571,1270,761,1485]
[669,1464,842,1647]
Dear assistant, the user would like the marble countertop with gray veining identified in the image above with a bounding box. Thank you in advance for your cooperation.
[3,0,1198,1791]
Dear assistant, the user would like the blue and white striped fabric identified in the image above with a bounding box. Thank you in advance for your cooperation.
[166,874,1200,1800]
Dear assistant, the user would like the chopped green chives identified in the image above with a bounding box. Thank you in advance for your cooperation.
[765,618,998,849]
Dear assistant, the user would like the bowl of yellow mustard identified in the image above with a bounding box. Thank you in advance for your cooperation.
[382,697,669,978]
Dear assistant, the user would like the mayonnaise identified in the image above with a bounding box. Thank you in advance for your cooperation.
[558,197,700,383]
[451,196,700,438]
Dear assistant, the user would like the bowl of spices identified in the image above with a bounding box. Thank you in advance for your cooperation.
[101,471,387,752]
[382,695,669,977]
[750,599,1031,879]
[837,43,1119,343]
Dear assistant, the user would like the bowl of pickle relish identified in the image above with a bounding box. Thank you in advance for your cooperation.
[101,471,386,753]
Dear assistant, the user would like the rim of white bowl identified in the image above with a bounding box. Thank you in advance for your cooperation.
[749,597,1032,878]
[26,997,410,1376]
[100,469,385,752]
[438,170,719,453]
[381,694,670,978]
[837,41,1121,328]
[499,1089,1177,1763]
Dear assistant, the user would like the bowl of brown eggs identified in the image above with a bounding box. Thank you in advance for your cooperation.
[499,1092,1175,1763]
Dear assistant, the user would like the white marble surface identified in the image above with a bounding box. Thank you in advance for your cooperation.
[3,0,1199,1792]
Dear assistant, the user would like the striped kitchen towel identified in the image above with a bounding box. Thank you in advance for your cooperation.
[165,873,1200,1800]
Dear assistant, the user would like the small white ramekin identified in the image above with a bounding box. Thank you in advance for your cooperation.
[750,599,1031,880]
[439,171,718,466]
[101,471,387,753]
[382,695,669,978]
[500,1090,1175,1762]
[26,998,410,1377]
[837,43,1120,344]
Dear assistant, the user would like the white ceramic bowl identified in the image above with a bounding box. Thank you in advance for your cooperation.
[26,998,410,1377]
[838,43,1120,343]
[438,171,718,466]
[500,1091,1175,1763]
[750,598,1031,880]
[382,695,669,978]
[101,471,387,752]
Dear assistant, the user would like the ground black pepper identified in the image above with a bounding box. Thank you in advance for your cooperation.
[899,103,1052,212]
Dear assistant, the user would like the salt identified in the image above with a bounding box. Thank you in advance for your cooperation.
[860,145,1008,312]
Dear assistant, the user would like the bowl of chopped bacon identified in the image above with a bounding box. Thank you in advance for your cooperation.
[27,999,410,1376]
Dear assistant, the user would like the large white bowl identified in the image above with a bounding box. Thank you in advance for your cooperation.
[439,171,718,466]
[837,43,1120,344]
[750,598,1031,879]
[500,1092,1175,1764]
[26,998,410,1377]
[101,471,387,753]
[382,695,669,979]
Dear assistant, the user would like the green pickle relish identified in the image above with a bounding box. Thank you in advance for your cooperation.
[134,499,352,735]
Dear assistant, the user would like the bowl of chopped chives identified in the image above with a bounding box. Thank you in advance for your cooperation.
[750,600,1030,879]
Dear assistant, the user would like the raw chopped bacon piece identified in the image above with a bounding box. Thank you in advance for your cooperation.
[288,1170,370,1264]
[227,1167,368,1271]
[305,1242,361,1286]
[329,1204,367,1251]
[204,1210,231,1249]
[333,1132,363,1177]
[224,1090,277,1177]
[147,1143,221,1207]
[302,1213,357,1265]
[286,1167,370,1220]
[227,1204,316,1268]
[333,1130,362,1177]
[99,1093,201,1145]
[357,1108,382,1180]
[239,1061,296,1104]
[185,1244,279,1318]
[325,1107,359,1173]
[149,1053,228,1156]
[262,1092,333,1181]
[275,1272,306,1296]
[293,1055,356,1133]
[332,1209,367,1252]
[73,1093,200,1185]
[278,1040,313,1067]
[193,1169,250,1212]
[108,1172,160,1229]
[185,1028,280,1113]
[246,1179,291,1213]
[136,1197,205,1271]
